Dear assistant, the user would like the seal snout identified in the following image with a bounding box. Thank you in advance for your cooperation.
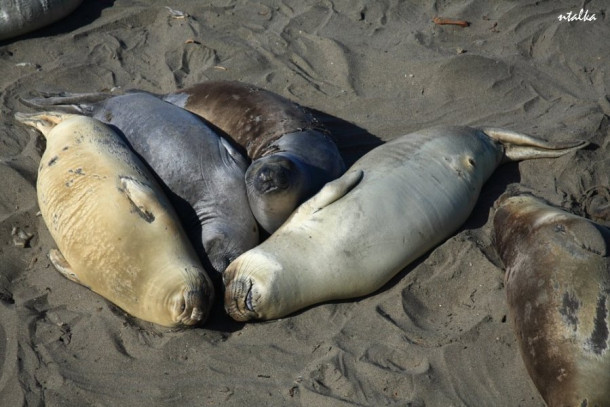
[223,266,257,322]
[174,286,212,327]
[248,157,295,194]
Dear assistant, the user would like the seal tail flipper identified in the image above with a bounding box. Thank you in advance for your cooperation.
[481,127,589,162]
[14,111,69,138]
[49,249,85,286]
[292,169,363,219]
[19,91,113,115]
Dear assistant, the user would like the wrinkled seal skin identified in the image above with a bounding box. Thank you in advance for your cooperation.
[15,112,214,328]
[494,194,610,407]
[223,126,588,322]
[0,0,83,41]
[21,91,260,277]
[164,81,346,233]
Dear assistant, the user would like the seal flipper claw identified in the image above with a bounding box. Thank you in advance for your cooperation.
[49,249,84,285]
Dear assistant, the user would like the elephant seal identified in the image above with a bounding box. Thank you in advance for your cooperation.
[163,81,346,233]
[15,111,214,328]
[23,81,346,233]
[223,126,588,321]
[22,91,259,277]
[493,194,610,407]
[0,0,83,41]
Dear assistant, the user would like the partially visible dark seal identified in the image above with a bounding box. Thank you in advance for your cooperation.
[493,194,610,407]
[164,81,346,233]
[0,0,83,41]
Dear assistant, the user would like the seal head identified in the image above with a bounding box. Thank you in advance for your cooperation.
[245,130,346,232]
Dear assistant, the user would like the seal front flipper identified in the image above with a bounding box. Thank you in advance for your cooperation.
[119,176,167,224]
[563,220,609,256]
[294,170,363,218]
[219,137,249,171]
[49,249,85,286]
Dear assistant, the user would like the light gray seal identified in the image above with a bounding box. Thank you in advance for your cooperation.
[493,194,610,407]
[22,91,260,277]
[223,126,588,321]
[0,0,83,41]
[16,111,214,328]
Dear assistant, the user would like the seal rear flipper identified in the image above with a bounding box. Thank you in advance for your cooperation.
[294,170,363,218]
[14,111,69,138]
[119,176,168,224]
[49,249,85,286]
[481,127,589,161]
[19,91,114,115]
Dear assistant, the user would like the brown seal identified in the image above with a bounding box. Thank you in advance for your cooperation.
[493,194,610,407]
[164,81,346,233]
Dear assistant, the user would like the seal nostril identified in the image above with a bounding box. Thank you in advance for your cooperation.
[259,168,272,182]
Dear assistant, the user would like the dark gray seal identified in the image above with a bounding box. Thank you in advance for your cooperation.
[163,81,346,233]
[23,91,259,277]
[494,194,610,407]
[0,0,83,41]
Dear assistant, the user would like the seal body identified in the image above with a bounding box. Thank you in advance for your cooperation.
[223,126,588,321]
[24,91,260,276]
[89,92,259,276]
[22,82,345,233]
[16,112,214,328]
[164,81,346,233]
[0,0,83,41]
[493,194,610,407]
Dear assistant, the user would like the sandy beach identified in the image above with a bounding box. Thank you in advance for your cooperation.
[1,1,608,405]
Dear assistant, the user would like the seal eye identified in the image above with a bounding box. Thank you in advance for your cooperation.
[180,301,186,312]
[467,157,476,167]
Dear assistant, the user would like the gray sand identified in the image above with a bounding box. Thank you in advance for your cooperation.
[1,1,608,405]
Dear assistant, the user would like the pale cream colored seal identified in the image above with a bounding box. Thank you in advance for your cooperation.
[16,111,214,328]
[494,194,610,407]
[223,126,588,321]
